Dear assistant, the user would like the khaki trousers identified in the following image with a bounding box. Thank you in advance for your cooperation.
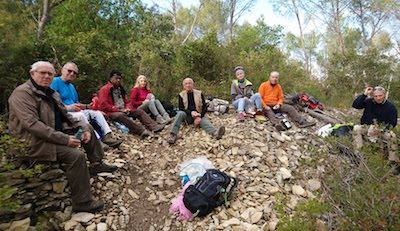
[353,124,399,162]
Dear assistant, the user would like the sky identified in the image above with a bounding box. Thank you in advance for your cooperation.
[141,0,301,35]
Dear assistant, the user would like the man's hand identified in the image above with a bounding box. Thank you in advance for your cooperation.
[273,104,281,110]
[191,111,200,118]
[120,108,131,114]
[263,105,272,111]
[364,87,373,96]
[67,136,81,148]
[244,97,249,102]
[66,104,81,112]
[80,131,91,144]
[194,117,201,126]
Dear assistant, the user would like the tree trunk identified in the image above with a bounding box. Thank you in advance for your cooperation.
[181,3,203,45]
[291,0,310,73]
[37,0,64,43]
[171,0,178,33]
[229,0,236,43]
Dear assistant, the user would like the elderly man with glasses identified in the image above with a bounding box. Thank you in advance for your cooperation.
[50,62,122,149]
[8,61,118,213]
[352,86,399,174]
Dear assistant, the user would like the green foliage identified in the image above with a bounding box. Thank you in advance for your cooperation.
[0,119,42,213]
[322,134,400,230]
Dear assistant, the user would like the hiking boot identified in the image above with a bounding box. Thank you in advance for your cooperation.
[156,115,166,124]
[163,113,173,124]
[72,200,104,213]
[168,133,177,144]
[255,109,263,116]
[213,126,225,140]
[102,133,123,148]
[297,119,316,128]
[89,162,118,176]
[151,124,165,133]
[238,112,245,122]
[100,142,110,152]
[274,123,286,131]
[140,129,150,137]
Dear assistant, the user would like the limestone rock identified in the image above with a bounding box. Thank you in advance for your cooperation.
[71,212,95,223]
[307,179,321,191]
[8,218,30,231]
[278,168,292,180]
[97,222,108,231]
[292,185,307,197]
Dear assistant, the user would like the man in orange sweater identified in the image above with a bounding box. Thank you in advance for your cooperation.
[259,71,315,129]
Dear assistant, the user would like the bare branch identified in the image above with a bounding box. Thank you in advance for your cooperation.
[181,3,203,45]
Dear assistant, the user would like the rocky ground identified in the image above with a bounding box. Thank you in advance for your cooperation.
[9,106,355,231]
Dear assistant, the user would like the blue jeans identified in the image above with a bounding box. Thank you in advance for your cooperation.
[232,93,262,112]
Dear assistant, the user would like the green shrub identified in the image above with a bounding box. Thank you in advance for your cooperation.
[322,134,400,230]
[0,119,42,213]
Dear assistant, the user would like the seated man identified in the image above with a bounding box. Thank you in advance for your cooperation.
[98,70,164,137]
[167,78,225,144]
[50,62,122,148]
[8,61,117,213]
[231,66,262,122]
[259,71,315,130]
[352,86,399,174]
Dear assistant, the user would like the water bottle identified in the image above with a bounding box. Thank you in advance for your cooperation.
[179,163,206,186]
[282,119,292,129]
[114,122,129,133]
[74,129,83,140]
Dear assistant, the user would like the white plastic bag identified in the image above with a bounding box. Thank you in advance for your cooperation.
[316,124,333,138]
[179,157,214,185]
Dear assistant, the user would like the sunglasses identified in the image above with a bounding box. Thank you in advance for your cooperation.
[373,86,385,91]
[67,69,79,75]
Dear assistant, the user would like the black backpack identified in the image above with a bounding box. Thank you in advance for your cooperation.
[183,169,238,217]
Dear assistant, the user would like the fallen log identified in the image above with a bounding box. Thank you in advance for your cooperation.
[303,108,345,124]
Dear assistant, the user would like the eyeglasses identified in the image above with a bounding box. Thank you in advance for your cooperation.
[374,86,385,91]
[67,69,79,75]
[35,71,54,76]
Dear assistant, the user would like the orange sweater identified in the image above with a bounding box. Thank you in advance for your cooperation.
[258,81,284,106]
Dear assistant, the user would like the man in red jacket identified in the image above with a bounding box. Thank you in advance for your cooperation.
[98,70,164,136]
[259,71,315,129]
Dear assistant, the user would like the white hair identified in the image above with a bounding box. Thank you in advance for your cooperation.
[30,61,54,72]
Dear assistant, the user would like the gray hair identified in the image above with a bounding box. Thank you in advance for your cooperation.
[183,78,194,84]
[30,61,55,72]
[270,71,279,77]
[373,86,386,93]
[63,62,79,71]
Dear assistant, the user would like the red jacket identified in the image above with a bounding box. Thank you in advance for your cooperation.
[98,82,131,116]
[130,87,152,109]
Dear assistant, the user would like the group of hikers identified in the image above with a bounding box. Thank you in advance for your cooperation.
[7,60,399,214]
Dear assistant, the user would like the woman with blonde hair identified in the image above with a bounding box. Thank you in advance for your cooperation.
[130,75,172,124]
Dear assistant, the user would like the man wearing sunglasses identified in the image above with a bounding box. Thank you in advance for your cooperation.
[8,61,118,213]
[352,86,399,174]
[50,62,122,149]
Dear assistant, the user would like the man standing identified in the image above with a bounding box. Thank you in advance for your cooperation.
[8,61,117,213]
[258,71,315,130]
[352,86,399,174]
[98,70,164,137]
[50,62,122,148]
[167,78,225,144]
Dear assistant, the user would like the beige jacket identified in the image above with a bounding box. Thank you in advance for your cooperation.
[8,79,87,161]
